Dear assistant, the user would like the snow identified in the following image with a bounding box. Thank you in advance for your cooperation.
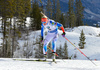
[0,58,100,70]
[25,17,31,27]
[73,26,100,36]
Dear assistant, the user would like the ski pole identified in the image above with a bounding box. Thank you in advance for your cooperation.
[47,46,58,56]
[46,43,69,63]
[64,36,97,66]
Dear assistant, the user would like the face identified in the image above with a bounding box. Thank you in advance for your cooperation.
[41,18,48,25]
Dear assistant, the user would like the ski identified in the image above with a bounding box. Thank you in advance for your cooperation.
[13,59,47,62]
[13,59,57,63]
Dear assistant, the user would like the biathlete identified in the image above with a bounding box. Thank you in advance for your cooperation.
[41,13,66,61]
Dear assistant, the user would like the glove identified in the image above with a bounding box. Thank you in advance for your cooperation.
[62,32,66,37]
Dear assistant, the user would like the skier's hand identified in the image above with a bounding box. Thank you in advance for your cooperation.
[62,32,66,37]
[41,36,43,41]
[41,37,44,44]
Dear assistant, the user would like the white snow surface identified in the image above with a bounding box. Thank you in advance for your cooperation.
[0,58,100,70]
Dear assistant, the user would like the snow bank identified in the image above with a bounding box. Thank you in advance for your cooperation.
[73,26,100,36]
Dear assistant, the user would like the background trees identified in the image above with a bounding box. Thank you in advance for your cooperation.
[45,0,84,28]
[0,0,31,57]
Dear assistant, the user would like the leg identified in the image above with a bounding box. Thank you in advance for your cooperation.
[52,40,56,53]
[52,34,58,53]
[43,34,54,55]
[52,34,58,61]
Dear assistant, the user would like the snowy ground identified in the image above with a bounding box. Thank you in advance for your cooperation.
[0,58,100,70]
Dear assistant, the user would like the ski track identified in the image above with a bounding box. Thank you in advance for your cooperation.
[0,58,100,70]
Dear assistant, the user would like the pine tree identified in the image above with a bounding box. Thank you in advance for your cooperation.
[60,13,66,27]
[78,29,86,49]
[58,44,63,58]
[67,0,76,28]
[47,42,52,58]
[46,0,53,19]
[35,37,43,58]
[39,0,44,13]
[96,24,99,28]
[20,0,31,28]
[11,0,25,57]
[56,0,61,22]
[63,41,68,59]
[38,42,43,58]
[24,0,31,17]
[30,1,42,30]
[75,0,84,26]
[52,0,56,20]
[65,13,69,28]
[0,0,15,57]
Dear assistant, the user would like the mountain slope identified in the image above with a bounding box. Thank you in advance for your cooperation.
[61,0,100,23]
[14,25,100,60]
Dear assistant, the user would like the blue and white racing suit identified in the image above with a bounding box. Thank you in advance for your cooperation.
[41,19,63,55]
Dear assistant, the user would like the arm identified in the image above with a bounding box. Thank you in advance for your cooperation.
[56,22,66,37]
[56,22,65,32]
[41,23,44,40]
[60,26,65,33]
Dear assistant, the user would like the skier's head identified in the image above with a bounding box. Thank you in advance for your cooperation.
[41,14,48,25]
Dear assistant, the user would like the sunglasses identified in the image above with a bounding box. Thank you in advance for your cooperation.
[42,22,46,24]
